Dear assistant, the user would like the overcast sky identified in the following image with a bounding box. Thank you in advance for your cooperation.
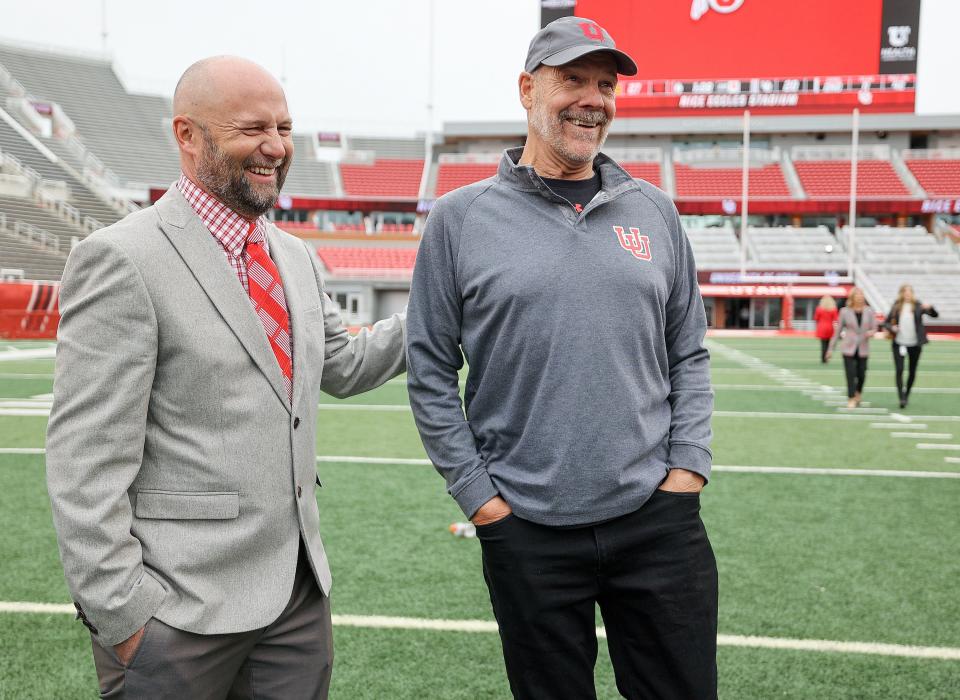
[1,0,539,135]
[2,0,957,136]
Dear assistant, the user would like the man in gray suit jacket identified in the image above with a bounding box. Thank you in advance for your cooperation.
[45,57,405,698]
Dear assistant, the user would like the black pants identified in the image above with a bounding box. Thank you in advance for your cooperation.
[843,353,868,398]
[892,343,922,400]
[819,339,830,363]
[476,491,718,700]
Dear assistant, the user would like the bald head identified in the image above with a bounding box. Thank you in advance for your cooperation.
[173,56,286,121]
[172,56,293,218]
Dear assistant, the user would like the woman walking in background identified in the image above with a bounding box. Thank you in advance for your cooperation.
[882,284,938,409]
[814,295,839,363]
[826,287,877,409]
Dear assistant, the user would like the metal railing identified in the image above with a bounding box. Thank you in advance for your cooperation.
[12,219,61,252]
[900,148,960,161]
[791,144,891,161]
[673,146,781,164]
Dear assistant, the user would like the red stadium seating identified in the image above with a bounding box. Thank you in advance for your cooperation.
[381,223,414,233]
[333,223,366,232]
[794,160,909,198]
[316,247,417,273]
[435,163,499,196]
[340,160,424,198]
[621,162,662,188]
[276,221,319,233]
[674,164,790,198]
[904,160,960,196]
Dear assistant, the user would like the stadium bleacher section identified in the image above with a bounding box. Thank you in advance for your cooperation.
[0,43,180,189]
[340,158,424,198]
[841,227,960,324]
[340,136,425,198]
[795,160,910,198]
[619,161,662,189]
[0,119,122,227]
[903,150,960,197]
[435,160,499,197]
[674,164,790,199]
[285,134,339,197]
[746,226,844,270]
[686,228,742,270]
[315,246,417,279]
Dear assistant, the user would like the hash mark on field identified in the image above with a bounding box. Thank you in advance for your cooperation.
[916,443,960,451]
[890,432,952,439]
[1,603,958,660]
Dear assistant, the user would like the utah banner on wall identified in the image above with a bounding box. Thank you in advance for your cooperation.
[540,0,921,116]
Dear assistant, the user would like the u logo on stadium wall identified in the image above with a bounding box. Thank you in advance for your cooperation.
[691,0,746,21]
[613,226,652,262]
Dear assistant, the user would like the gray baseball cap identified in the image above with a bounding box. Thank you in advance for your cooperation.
[525,16,638,76]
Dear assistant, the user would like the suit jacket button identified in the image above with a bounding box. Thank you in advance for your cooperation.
[297,485,302,498]
[293,417,300,429]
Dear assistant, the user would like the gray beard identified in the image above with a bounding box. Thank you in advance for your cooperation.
[195,131,287,218]
[529,102,609,165]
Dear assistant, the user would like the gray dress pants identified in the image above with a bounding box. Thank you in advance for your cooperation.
[89,542,333,699]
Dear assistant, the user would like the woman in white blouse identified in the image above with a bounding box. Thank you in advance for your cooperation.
[882,284,939,409]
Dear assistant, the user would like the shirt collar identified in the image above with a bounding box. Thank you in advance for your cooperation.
[496,147,638,199]
[176,174,267,256]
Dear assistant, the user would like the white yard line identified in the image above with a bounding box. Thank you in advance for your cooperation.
[4,403,959,423]
[871,423,927,430]
[710,465,960,479]
[0,347,55,362]
[0,603,957,660]
[890,433,952,439]
[945,457,960,464]
[316,455,431,465]
[316,404,411,412]
[0,373,54,379]
[916,443,960,451]
[5,449,958,479]
[713,411,960,422]
[311,457,960,479]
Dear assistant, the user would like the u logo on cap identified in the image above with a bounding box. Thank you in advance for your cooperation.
[579,21,604,41]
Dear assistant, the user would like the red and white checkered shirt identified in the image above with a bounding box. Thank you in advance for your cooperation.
[175,174,270,294]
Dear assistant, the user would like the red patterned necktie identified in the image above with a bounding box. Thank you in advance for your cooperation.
[244,223,293,402]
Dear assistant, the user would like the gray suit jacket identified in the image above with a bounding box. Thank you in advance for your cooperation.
[828,305,878,357]
[46,187,405,646]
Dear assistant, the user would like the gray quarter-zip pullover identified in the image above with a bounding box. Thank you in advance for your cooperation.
[407,148,713,526]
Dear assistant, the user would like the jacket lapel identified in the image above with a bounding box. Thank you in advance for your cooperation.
[155,188,291,410]
[266,225,308,411]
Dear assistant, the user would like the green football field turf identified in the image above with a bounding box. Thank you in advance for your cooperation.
[0,335,958,698]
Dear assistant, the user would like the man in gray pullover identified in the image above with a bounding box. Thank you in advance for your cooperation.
[407,16,717,700]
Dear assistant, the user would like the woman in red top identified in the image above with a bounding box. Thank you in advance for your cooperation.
[814,295,838,363]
